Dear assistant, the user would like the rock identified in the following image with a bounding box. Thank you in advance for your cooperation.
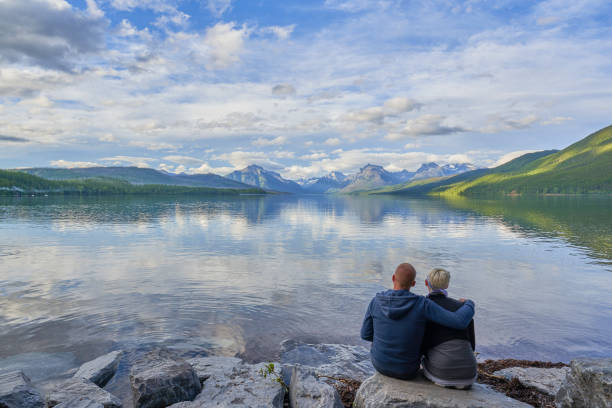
[0,370,45,408]
[186,356,242,383]
[280,341,374,385]
[54,398,105,408]
[493,366,570,396]
[555,358,612,408]
[46,378,121,408]
[129,348,201,408]
[289,365,343,408]
[353,372,531,408]
[168,360,285,408]
[74,351,123,387]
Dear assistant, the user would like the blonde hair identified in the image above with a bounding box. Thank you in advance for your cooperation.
[427,268,450,290]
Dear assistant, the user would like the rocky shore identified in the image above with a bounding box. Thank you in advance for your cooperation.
[1,341,610,408]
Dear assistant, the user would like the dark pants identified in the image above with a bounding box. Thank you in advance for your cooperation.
[372,360,418,380]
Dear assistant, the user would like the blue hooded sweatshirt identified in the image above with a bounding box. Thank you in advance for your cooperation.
[360,289,475,379]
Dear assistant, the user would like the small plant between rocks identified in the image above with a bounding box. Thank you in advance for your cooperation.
[258,362,289,392]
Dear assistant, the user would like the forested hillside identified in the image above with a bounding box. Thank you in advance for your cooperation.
[0,170,264,196]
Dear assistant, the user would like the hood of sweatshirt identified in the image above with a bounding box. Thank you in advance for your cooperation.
[375,289,420,320]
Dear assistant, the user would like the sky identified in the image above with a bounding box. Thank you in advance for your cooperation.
[0,0,611,179]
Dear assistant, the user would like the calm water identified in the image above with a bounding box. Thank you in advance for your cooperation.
[1,195,611,385]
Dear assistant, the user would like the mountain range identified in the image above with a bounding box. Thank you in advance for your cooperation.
[7,125,611,196]
[294,162,476,194]
[15,161,476,194]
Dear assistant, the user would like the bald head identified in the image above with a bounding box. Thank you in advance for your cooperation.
[393,263,416,290]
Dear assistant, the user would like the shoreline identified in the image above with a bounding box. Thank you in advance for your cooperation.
[2,341,600,408]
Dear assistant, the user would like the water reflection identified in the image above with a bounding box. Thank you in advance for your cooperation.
[0,195,610,379]
[441,195,612,265]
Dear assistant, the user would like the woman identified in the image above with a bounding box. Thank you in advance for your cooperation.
[421,268,477,389]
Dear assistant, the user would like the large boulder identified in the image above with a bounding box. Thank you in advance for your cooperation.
[289,365,343,408]
[0,370,45,408]
[353,372,531,408]
[493,366,570,396]
[129,348,201,408]
[46,378,122,408]
[54,398,105,408]
[168,358,285,408]
[555,358,612,408]
[186,356,243,383]
[280,341,374,385]
[74,351,123,387]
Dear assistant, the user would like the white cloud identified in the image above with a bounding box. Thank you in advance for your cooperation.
[383,97,421,113]
[50,159,100,168]
[99,133,116,142]
[213,151,286,171]
[262,25,296,40]
[343,97,420,125]
[207,0,233,17]
[324,0,387,12]
[492,150,538,167]
[189,162,234,175]
[85,0,104,18]
[162,155,204,166]
[344,107,385,123]
[542,116,573,125]
[154,11,190,29]
[203,22,248,70]
[386,114,467,139]
[109,0,175,13]
[158,163,174,172]
[404,142,422,149]
[252,136,287,146]
[324,137,341,146]
[128,141,179,151]
[300,152,328,160]
[20,95,53,108]
[481,114,539,133]
[99,156,156,167]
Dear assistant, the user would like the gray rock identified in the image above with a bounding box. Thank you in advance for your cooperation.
[0,370,45,408]
[46,378,121,408]
[186,356,242,383]
[168,360,285,407]
[555,358,612,408]
[353,372,531,408]
[54,398,104,408]
[289,365,343,408]
[280,341,374,385]
[129,348,201,408]
[493,366,570,396]
[74,351,123,387]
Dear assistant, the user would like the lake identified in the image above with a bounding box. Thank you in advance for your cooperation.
[1,194,611,387]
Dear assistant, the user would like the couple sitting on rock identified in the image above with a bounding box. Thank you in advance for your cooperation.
[360,263,477,388]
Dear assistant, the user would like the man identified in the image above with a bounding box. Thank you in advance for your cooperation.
[360,263,475,380]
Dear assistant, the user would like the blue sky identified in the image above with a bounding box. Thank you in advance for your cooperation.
[0,0,611,179]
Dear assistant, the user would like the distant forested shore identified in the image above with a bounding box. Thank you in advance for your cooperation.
[0,170,266,196]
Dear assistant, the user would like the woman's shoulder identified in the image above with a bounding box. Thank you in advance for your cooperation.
[429,294,464,311]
